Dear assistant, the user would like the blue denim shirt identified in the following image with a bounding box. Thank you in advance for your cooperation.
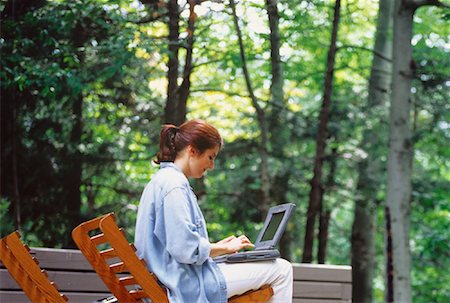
[135,162,227,303]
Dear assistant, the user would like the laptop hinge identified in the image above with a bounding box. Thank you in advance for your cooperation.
[255,245,275,251]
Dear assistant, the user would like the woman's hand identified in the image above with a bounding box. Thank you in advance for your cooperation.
[210,235,254,257]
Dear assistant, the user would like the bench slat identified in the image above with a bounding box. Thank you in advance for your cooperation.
[0,290,111,303]
[1,269,108,292]
[293,281,351,300]
[292,263,351,283]
[29,248,92,271]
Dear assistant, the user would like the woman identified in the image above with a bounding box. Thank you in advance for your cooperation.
[135,119,293,303]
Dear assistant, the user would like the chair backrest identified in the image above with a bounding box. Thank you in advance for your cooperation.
[99,213,169,302]
[0,231,68,303]
[72,213,168,303]
[73,213,273,303]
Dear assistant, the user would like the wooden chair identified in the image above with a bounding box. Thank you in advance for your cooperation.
[72,213,273,303]
[0,231,68,303]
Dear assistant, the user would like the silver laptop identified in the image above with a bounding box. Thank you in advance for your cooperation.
[213,203,295,263]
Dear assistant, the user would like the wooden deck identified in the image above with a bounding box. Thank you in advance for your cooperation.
[1,248,351,302]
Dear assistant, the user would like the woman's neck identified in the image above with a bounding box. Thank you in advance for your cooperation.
[174,151,191,178]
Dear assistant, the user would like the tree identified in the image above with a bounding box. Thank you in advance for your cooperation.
[230,0,271,217]
[351,0,393,301]
[0,0,141,246]
[162,0,199,125]
[302,0,341,263]
[265,0,294,260]
[387,0,448,301]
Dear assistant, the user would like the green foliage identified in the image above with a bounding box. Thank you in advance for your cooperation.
[407,8,450,302]
[411,180,450,302]
[0,198,14,237]
[0,0,158,246]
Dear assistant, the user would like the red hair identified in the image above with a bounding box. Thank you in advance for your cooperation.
[155,119,222,164]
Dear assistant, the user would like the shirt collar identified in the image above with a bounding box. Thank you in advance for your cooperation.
[160,162,182,173]
[160,162,192,188]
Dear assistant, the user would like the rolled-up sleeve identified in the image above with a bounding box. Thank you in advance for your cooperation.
[157,187,210,265]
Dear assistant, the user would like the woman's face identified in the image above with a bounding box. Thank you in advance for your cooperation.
[188,145,220,178]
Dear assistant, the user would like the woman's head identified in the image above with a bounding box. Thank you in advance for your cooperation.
[155,119,223,164]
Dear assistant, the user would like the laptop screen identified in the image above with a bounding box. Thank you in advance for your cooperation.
[254,203,295,250]
[260,211,285,241]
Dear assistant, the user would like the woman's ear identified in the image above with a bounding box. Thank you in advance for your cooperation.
[187,145,197,156]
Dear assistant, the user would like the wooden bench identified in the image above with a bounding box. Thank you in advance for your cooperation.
[1,248,351,302]
[291,263,352,303]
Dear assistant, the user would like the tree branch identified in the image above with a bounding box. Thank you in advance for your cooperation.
[83,182,141,196]
[337,44,392,63]
[409,0,450,9]
[190,87,249,98]
[132,12,168,24]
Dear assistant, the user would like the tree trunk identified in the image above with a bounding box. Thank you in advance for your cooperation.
[351,0,393,301]
[272,173,292,260]
[60,22,88,248]
[317,145,337,264]
[176,0,197,124]
[385,206,394,303]
[0,87,22,230]
[387,1,447,300]
[11,107,22,230]
[265,0,295,259]
[164,0,181,125]
[302,0,341,263]
[163,0,197,126]
[386,1,415,301]
[12,106,22,230]
[317,206,330,264]
[230,0,271,217]
[65,94,83,248]
[266,0,284,116]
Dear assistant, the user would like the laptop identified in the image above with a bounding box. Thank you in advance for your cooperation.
[213,202,295,263]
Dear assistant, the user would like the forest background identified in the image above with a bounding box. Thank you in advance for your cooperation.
[1,0,449,302]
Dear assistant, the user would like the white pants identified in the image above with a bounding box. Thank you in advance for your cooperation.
[217,258,293,303]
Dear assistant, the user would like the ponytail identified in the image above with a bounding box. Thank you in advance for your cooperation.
[155,125,179,164]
